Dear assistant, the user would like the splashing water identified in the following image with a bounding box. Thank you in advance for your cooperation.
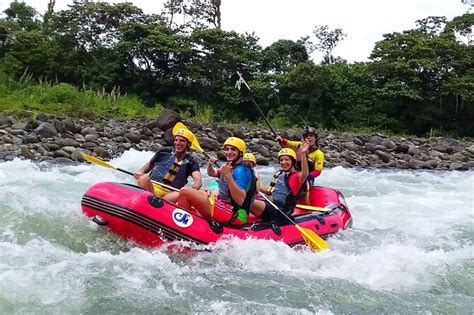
[0,149,472,313]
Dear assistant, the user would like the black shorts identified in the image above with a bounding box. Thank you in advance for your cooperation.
[260,201,291,225]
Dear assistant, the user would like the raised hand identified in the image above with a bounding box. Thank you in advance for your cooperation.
[300,141,310,154]
[208,155,219,165]
[220,164,232,177]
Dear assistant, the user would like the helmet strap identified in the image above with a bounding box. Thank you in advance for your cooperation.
[234,152,243,165]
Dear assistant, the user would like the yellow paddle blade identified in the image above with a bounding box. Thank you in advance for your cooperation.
[296,204,330,212]
[190,138,203,153]
[80,152,117,170]
[295,224,329,252]
[172,121,204,153]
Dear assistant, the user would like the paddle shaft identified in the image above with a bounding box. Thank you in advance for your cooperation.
[258,192,296,226]
[248,93,278,137]
[259,191,329,251]
[234,73,278,137]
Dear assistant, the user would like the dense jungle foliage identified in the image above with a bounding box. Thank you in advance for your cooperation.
[0,1,472,136]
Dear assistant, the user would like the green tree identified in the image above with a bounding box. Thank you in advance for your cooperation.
[117,22,191,103]
[261,39,309,74]
[161,0,222,32]
[185,28,261,119]
[369,15,473,135]
[311,25,347,64]
[275,62,330,127]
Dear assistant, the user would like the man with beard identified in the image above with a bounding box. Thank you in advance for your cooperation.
[134,126,202,203]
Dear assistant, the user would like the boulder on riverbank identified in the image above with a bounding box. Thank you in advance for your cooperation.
[0,113,473,171]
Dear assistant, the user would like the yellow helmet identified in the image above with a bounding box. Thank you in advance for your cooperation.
[223,137,246,153]
[243,153,256,165]
[278,148,297,160]
[173,128,195,145]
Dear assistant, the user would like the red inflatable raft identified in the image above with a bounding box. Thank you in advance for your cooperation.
[81,182,352,248]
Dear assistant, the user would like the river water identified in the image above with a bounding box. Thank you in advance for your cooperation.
[0,149,472,314]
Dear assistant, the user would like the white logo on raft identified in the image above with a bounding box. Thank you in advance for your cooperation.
[172,209,193,228]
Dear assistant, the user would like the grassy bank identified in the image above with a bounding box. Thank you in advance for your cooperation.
[0,72,289,129]
[0,71,165,119]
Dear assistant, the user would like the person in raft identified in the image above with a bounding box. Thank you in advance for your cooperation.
[275,126,324,183]
[251,144,309,225]
[242,153,261,193]
[178,137,257,224]
[133,126,202,203]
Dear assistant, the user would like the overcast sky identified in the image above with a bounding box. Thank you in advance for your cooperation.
[1,0,470,62]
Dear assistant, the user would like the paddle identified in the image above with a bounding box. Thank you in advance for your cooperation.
[80,152,179,192]
[258,192,329,252]
[295,204,331,212]
[230,71,278,137]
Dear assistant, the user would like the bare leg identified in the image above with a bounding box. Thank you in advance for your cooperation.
[137,175,154,193]
[250,199,266,217]
[163,191,179,203]
[177,187,211,220]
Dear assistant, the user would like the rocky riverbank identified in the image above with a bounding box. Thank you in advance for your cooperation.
[1,110,473,170]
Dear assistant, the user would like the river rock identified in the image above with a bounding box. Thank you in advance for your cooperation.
[35,122,58,138]
[375,150,391,163]
[74,134,86,142]
[449,162,468,171]
[368,135,383,145]
[52,119,65,134]
[200,137,220,150]
[407,146,421,156]
[36,113,49,122]
[156,109,180,131]
[381,139,397,151]
[22,135,39,144]
[343,142,359,152]
[53,150,70,158]
[20,146,35,159]
[81,142,97,149]
[62,118,80,134]
[255,154,269,166]
[94,147,110,159]
[11,122,28,130]
[85,134,99,142]
[232,127,246,139]
[207,131,218,141]
[465,144,474,155]
[214,126,233,143]
[0,115,12,126]
[124,132,141,144]
[433,138,463,154]
[0,114,472,171]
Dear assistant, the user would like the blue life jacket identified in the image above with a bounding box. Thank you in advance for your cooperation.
[268,170,306,214]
